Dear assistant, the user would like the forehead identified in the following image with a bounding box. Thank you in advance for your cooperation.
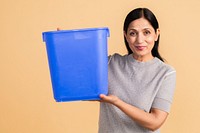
[128,18,153,30]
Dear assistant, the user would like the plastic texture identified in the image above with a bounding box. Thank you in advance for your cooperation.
[42,27,109,102]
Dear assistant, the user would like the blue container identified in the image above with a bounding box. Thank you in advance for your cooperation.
[42,27,109,102]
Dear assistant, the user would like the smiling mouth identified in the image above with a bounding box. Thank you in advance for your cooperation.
[135,46,146,51]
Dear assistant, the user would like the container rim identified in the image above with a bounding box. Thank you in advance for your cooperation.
[42,27,109,34]
[42,27,110,42]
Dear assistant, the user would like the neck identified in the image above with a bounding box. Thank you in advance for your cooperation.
[132,54,154,62]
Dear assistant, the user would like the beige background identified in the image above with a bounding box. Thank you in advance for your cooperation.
[1,0,200,133]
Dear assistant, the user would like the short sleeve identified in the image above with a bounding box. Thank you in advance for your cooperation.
[152,71,176,113]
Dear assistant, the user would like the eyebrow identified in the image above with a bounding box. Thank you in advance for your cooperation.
[128,28,152,31]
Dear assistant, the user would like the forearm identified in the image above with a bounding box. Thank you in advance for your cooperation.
[114,99,165,131]
[100,94,168,131]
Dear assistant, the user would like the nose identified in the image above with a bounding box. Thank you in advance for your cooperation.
[136,33,144,44]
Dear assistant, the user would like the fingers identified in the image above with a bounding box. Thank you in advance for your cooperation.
[99,94,111,101]
[57,27,61,31]
[99,94,118,104]
[99,94,106,99]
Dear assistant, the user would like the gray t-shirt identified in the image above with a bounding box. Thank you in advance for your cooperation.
[98,54,176,133]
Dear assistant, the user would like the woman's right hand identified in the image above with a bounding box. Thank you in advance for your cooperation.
[57,28,61,31]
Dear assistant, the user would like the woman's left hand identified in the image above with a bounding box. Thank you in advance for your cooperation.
[99,94,120,105]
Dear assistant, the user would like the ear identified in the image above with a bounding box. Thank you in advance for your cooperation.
[155,28,160,41]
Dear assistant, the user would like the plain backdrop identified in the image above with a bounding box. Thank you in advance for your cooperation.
[1,0,200,133]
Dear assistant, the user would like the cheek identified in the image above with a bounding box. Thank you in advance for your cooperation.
[146,36,155,45]
[126,37,136,44]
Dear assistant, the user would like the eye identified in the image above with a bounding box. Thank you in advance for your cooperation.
[129,31,137,36]
[144,30,151,35]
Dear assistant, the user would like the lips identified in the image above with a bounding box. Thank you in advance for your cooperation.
[135,46,146,51]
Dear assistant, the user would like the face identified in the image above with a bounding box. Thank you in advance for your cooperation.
[124,17,160,61]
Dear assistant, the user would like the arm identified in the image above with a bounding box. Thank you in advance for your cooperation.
[100,94,168,131]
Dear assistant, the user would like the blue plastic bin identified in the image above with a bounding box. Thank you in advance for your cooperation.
[42,27,109,102]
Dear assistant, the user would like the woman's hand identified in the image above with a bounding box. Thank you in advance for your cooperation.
[57,27,61,31]
[99,94,120,105]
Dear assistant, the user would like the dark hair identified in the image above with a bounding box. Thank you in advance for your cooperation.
[123,8,164,62]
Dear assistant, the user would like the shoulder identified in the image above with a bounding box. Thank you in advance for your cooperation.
[156,58,176,76]
[108,53,128,64]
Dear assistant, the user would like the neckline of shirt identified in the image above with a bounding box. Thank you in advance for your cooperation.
[127,54,160,67]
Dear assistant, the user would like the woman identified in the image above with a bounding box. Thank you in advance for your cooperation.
[98,8,176,133]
